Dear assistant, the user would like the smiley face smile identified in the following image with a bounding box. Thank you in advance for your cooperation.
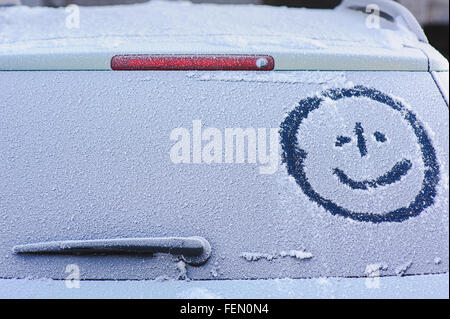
[333,159,412,190]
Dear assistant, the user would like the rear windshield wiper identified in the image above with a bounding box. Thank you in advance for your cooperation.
[13,236,211,266]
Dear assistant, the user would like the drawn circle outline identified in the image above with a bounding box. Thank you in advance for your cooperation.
[280,86,439,223]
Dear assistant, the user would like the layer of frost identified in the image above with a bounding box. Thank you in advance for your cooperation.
[185,71,348,86]
[241,250,313,262]
[280,250,314,260]
[0,1,421,54]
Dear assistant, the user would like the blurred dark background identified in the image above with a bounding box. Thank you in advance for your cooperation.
[7,0,449,59]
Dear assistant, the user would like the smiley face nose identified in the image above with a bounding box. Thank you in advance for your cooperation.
[335,123,387,156]
[354,122,368,157]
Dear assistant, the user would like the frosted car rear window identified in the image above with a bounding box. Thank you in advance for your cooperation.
[0,71,447,280]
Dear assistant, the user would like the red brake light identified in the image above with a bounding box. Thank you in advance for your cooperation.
[111,54,274,71]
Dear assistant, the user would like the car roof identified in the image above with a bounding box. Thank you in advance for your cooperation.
[0,1,448,71]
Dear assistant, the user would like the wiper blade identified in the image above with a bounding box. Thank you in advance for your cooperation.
[13,236,211,266]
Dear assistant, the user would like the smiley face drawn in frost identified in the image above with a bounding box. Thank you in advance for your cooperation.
[280,86,440,223]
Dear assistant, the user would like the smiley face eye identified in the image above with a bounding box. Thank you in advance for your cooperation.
[374,131,387,143]
[335,136,351,147]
